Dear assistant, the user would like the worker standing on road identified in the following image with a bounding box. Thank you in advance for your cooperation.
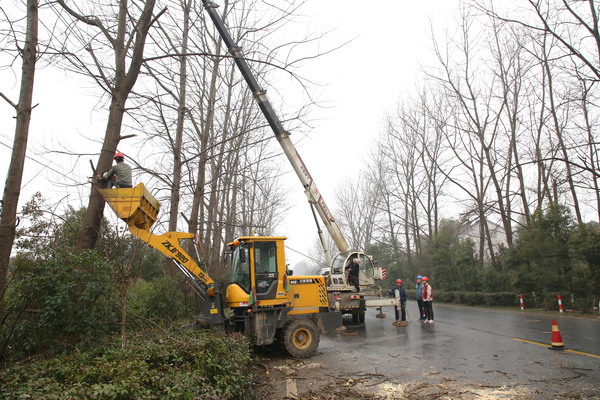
[416,275,425,321]
[391,279,407,322]
[345,258,360,292]
[422,276,434,323]
[99,152,132,189]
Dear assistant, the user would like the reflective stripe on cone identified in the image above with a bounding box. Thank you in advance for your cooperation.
[548,319,565,350]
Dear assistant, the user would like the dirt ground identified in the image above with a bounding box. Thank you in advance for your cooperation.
[252,355,548,400]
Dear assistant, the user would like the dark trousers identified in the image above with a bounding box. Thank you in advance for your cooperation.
[394,301,406,321]
[348,275,360,292]
[423,301,434,320]
[417,299,425,320]
[108,179,132,189]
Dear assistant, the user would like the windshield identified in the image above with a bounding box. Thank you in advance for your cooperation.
[331,252,374,277]
[359,253,375,278]
[331,254,346,274]
[229,245,250,293]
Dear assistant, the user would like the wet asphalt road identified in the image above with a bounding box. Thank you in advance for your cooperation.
[314,303,600,398]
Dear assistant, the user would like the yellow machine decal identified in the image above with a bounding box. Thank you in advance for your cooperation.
[318,281,328,306]
[161,241,190,264]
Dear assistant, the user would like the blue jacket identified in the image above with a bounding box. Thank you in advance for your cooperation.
[391,286,407,303]
[416,283,423,299]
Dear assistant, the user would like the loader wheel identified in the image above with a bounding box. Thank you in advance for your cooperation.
[283,319,319,358]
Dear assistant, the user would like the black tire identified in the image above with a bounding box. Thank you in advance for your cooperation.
[358,312,365,323]
[282,318,320,358]
[352,313,359,323]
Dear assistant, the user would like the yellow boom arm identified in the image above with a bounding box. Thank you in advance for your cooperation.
[99,183,214,286]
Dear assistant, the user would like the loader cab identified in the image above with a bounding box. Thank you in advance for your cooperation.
[225,236,290,308]
[329,251,375,288]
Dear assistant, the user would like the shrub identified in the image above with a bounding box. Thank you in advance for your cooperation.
[127,276,198,326]
[0,329,253,400]
[521,292,596,313]
[3,249,117,357]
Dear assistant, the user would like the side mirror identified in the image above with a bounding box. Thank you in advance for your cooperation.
[240,249,247,264]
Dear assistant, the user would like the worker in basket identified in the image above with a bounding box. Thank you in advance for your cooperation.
[98,151,132,188]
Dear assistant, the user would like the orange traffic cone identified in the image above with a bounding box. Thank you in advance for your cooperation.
[548,319,565,350]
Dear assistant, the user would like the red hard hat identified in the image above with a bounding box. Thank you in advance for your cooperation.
[114,152,125,159]
[422,276,429,281]
[396,279,402,283]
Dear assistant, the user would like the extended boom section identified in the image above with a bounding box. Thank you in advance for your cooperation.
[202,0,350,260]
[201,1,394,324]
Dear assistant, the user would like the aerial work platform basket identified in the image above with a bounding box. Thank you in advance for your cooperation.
[99,183,159,230]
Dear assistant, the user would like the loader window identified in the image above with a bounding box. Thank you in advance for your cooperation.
[253,241,277,274]
[253,241,278,297]
[230,245,251,293]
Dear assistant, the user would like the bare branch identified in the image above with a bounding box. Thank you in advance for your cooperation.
[55,0,116,46]
[0,92,17,109]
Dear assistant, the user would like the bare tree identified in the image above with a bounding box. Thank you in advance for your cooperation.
[577,77,600,221]
[0,0,38,304]
[168,0,193,235]
[541,34,584,223]
[51,0,161,250]
[375,108,424,271]
[528,0,600,81]
[476,0,600,223]
[417,89,447,239]
[179,0,321,269]
[334,174,381,251]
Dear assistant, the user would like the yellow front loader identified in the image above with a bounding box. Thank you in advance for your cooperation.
[100,184,341,358]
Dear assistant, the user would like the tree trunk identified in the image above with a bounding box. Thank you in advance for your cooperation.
[168,0,192,234]
[580,81,600,222]
[403,203,413,272]
[0,0,38,301]
[543,41,583,223]
[76,96,126,249]
[119,278,128,349]
[66,0,157,250]
[189,32,222,244]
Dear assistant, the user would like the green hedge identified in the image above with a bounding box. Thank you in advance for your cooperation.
[0,329,254,400]
[435,291,517,306]
[404,289,598,312]
[518,292,598,313]
[405,289,517,307]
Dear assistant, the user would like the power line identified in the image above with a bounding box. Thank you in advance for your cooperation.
[285,245,328,268]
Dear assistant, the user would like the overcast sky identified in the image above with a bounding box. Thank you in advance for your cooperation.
[274,0,462,266]
[0,0,462,269]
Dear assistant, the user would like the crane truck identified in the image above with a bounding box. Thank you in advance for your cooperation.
[201,0,400,323]
[99,185,341,358]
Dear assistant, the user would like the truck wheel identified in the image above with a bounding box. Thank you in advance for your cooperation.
[283,319,319,358]
[352,313,359,323]
[358,312,365,323]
